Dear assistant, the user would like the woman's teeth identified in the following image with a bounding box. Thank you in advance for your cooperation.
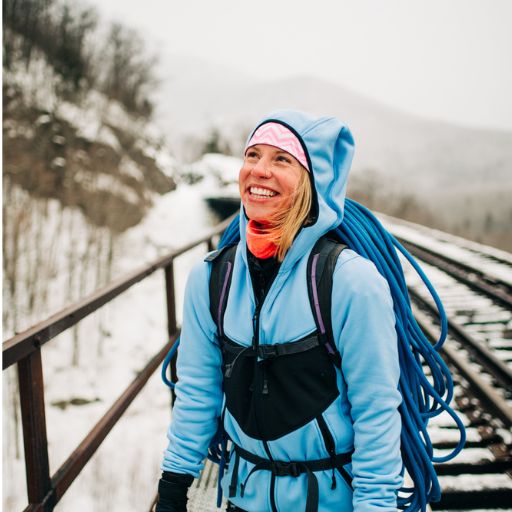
[250,187,277,197]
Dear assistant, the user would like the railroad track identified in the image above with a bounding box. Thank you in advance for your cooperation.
[178,217,512,512]
[381,215,512,511]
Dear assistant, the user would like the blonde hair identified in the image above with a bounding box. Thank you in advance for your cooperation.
[257,168,312,262]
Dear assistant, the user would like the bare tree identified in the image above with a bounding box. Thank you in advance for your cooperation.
[99,22,158,116]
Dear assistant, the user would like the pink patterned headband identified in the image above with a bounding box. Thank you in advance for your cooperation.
[246,122,310,171]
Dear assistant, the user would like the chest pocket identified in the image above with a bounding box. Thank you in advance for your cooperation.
[222,333,339,441]
[206,237,347,441]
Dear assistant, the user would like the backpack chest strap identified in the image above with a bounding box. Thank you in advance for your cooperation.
[222,331,320,359]
[207,237,347,355]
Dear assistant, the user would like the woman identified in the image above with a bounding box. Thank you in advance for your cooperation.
[156,110,402,511]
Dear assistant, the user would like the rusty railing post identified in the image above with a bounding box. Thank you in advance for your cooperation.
[164,261,178,404]
[18,344,53,511]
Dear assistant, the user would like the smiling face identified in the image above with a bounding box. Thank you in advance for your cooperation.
[239,144,304,223]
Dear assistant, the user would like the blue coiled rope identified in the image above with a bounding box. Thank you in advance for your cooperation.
[162,198,466,512]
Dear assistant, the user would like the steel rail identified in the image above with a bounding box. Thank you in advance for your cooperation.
[409,288,512,390]
[51,336,177,509]
[401,240,512,310]
[2,213,236,370]
[20,336,178,512]
[411,305,512,429]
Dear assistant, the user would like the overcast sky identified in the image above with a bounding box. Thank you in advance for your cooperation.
[88,0,512,131]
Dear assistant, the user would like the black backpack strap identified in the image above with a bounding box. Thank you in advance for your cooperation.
[204,246,238,508]
[205,244,238,337]
[306,236,347,369]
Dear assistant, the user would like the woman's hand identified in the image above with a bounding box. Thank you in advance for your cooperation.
[155,472,194,512]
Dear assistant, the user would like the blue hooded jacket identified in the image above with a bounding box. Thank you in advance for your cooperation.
[162,110,403,511]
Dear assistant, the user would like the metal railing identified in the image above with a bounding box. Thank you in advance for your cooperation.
[2,214,235,512]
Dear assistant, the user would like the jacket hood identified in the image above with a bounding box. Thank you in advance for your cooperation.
[240,109,355,272]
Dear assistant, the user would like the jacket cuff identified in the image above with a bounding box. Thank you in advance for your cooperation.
[161,471,194,486]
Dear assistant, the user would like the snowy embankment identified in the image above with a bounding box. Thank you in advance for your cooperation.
[3,153,242,511]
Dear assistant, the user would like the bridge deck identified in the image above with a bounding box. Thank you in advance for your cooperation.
[188,459,224,511]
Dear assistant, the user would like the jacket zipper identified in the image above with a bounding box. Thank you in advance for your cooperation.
[252,304,261,349]
[249,263,277,511]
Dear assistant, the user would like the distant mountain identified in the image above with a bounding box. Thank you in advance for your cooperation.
[153,55,511,192]
[151,55,512,251]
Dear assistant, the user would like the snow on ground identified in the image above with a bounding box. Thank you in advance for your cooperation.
[434,447,495,464]
[439,473,512,491]
[193,153,242,185]
[427,427,481,444]
[183,152,242,200]
[381,213,512,265]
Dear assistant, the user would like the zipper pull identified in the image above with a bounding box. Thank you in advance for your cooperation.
[262,362,269,395]
[252,308,260,348]
[225,363,233,378]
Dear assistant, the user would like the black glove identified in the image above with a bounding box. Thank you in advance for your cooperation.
[155,471,194,512]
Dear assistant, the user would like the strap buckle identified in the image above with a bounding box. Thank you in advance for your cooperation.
[272,461,301,477]
[258,345,279,359]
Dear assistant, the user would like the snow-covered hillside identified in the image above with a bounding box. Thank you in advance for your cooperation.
[4,49,177,234]
[3,175,224,511]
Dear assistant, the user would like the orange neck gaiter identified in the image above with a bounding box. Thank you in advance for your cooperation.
[246,220,279,259]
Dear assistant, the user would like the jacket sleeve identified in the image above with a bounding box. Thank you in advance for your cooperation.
[331,254,403,512]
[161,260,224,477]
